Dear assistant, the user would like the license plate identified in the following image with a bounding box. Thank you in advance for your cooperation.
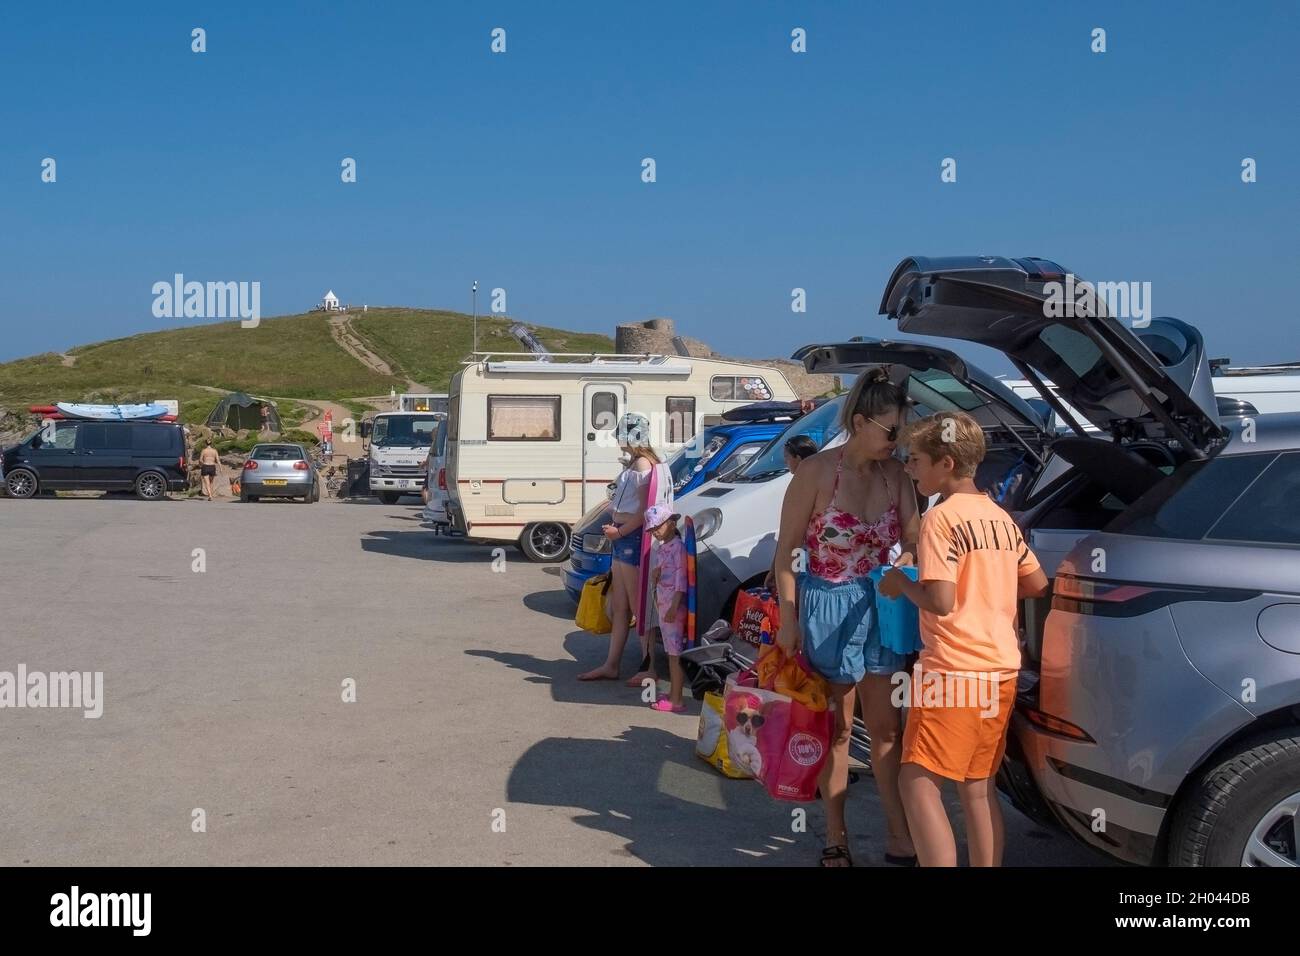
[263,479,287,486]
[398,479,414,489]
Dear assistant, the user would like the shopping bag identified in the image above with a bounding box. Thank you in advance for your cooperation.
[724,666,834,803]
[731,587,780,650]
[695,691,753,779]
[575,574,612,634]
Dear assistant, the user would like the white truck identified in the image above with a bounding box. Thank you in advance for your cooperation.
[365,410,444,504]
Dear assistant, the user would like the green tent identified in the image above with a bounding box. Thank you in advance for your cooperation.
[205,392,281,432]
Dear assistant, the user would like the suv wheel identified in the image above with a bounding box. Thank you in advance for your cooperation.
[519,522,571,562]
[379,492,401,505]
[4,468,38,499]
[1169,731,1300,867]
[135,471,167,500]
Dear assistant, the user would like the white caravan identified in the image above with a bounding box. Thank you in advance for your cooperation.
[444,352,799,561]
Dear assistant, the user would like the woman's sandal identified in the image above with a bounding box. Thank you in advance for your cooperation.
[884,852,918,867]
[819,845,854,867]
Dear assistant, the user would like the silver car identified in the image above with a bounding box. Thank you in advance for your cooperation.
[876,255,1300,867]
[240,443,319,503]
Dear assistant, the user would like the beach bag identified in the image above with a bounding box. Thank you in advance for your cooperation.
[695,691,753,779]
[724,659,834,802]
[731,587,780,650]
[575,574,612,634]
[755,644,830,712]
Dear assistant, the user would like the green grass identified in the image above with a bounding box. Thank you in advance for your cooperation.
[351,308,613,390]
[0,308,611,426]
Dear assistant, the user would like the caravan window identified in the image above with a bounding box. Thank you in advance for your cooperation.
[665,397,695,443]
[710,375,772,402]
[488,395,561,441]
[590,392,618,431]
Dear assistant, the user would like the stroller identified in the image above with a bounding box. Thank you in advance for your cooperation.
[680,619,874,769]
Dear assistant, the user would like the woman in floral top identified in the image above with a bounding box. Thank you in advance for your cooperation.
[774,367,920,867]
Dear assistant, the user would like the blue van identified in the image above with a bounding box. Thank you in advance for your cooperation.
[561,403,810,603]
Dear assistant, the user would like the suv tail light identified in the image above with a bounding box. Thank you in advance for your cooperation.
[293,461,309,470]
[1051,572,1259,619]
[244,460,258,471]
[438,468,446,491]
[179,455,186,469]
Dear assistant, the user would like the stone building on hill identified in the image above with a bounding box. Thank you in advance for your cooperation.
[614,317,838,400]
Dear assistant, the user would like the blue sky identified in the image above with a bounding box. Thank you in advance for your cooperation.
[1,1,1296,373]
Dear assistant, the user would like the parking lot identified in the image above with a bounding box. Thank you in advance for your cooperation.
[0,497,1105,866]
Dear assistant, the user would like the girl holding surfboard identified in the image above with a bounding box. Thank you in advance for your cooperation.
[577,413,673,684]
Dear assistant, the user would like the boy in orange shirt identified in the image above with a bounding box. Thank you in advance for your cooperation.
[879,412,1048,866]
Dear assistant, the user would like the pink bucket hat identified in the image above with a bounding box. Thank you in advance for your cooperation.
[643,504,680,531]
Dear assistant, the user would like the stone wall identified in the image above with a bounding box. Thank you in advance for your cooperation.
[613,318,837,399]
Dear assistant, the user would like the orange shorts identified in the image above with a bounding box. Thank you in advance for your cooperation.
[901,675,1017,782]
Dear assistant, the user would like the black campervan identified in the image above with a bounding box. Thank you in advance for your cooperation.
[2,420,188,500]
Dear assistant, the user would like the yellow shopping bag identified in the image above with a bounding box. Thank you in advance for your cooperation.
[575,574,612,634]
[695,691,753,779]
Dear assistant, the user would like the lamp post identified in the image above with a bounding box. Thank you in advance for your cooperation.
[472,280,479,354]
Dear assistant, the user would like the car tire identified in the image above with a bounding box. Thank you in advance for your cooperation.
[1168,730,1300,867]
[246,494,259,503]
[519,522,571,563]
[4,468,38,499]
[135,471,167,501]
[379,491,401,504]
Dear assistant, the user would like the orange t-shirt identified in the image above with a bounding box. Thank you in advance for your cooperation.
[916,492,1041,674]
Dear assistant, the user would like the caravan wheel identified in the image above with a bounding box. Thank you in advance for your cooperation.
[519,522,571,563]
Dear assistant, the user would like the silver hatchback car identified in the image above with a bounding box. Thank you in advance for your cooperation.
[240,443,319,503]
[876,255,1300,867]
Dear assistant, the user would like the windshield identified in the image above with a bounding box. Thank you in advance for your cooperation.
[372,415,440,448]
[737,397,846,480]
[669,427,730,491]
[251,445,305,461]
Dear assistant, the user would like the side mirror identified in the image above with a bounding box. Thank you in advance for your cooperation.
[359,421,373,438]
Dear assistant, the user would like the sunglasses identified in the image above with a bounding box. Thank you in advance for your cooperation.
[867,417,899,442]
[735,711,765,729]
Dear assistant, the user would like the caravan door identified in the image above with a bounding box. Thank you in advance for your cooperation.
[582,383,626,513]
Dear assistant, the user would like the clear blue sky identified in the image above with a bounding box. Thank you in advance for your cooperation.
[2,0,1296,373]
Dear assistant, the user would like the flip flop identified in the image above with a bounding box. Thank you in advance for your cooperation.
[650,698,686,713]
[819,845,853,868]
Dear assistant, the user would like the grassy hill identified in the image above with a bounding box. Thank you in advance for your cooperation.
[352,308,615,390]
[0,309,613,426]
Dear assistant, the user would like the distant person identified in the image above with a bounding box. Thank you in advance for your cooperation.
[259,404,270,434]
[198,441,220,500]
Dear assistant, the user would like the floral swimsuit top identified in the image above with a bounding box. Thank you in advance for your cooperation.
[805,451,900,583]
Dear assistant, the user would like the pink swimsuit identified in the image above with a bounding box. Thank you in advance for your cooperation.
[804,451,900,582]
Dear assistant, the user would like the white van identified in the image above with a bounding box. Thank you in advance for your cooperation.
[679,340,1052,627]
[1208,363,1300,416]
[444,352,798,561]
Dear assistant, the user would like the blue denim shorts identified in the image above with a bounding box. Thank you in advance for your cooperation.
[799,574,908,685]
[611,529,643,566]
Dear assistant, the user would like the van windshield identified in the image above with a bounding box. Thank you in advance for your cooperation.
[668,427,729,491]
[373,415,440,447]
[735,397,846,481]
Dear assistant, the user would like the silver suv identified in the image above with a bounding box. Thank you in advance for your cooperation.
[875,255,1300,867]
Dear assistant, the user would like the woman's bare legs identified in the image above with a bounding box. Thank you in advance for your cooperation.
[577,559,636,680]
[818,685,856,864]
[858,674,916,859]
